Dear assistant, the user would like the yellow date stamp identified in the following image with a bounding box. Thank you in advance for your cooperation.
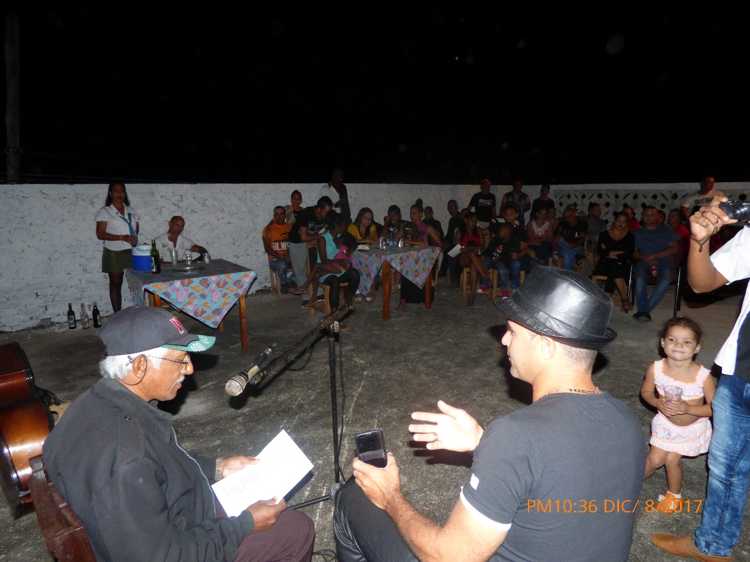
[526,498,703,514]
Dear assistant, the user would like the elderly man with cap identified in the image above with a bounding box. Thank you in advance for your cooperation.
[333,267,645,562]
[43,306,314,562]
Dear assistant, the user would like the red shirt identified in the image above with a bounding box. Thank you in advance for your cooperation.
[461,231,482,247]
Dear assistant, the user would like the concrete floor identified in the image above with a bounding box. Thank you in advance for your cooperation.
[1,281,749,561]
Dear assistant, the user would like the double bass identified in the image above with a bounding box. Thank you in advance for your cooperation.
[0,342,53,515]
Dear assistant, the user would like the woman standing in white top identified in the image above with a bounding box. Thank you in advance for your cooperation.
[95,182,139,312]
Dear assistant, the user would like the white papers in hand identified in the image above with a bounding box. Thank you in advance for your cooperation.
[211,430,313,517]
[447,244,463,258]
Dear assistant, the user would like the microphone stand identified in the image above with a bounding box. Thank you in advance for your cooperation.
[235,306,352,509]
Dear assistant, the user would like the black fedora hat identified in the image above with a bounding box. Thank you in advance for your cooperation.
[497,266,616,349]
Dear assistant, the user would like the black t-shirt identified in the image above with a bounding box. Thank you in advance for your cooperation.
[462,393,645,562]
[470,192,497,223]
[289,207,327,244]
[557,219,587,245]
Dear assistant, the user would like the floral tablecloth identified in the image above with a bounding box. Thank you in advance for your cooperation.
[352,247,440,294]
[126,259,257,328]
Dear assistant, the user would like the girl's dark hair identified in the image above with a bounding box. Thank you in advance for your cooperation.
[355,207,374,226]
[661,316,703,344]
[105,181,129,206]
[291,189,302,199]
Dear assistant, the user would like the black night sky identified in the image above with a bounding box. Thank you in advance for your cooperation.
[6,8,750,184]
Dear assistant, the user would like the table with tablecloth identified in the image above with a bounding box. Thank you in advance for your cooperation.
[126,259,257,351]
[352,246,440,319]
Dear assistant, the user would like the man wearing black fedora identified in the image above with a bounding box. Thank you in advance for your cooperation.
[334,266,645,562]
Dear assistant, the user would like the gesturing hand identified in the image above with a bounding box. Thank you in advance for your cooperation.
[247,498,286,531]
[409,400,484,453]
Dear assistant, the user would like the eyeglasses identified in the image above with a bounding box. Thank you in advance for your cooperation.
[128,355,191,369]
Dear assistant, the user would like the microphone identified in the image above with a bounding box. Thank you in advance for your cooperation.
[225,347,273,397]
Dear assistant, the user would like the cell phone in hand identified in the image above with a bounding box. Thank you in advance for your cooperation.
[355,429,387,468]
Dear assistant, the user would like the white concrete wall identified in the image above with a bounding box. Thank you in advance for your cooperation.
[1,181,748,332]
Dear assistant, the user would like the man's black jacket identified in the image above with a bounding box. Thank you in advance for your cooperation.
[43,378,252,562]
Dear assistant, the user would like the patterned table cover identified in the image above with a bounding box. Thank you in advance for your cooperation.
[352,246,441,294]
[126,259,257,328]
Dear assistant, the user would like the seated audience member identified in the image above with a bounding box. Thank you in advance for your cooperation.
[287,196,333,302]
[668,208,690,265]
[43,306,315,562]
[262,206,302,295]
[301,217,360,310]
[348,207,379,243]
[556,204,587,270]
[593,212,635,312]
[286,189,304,225]
[156,216,207,262]
[423,206,444,241]
[500,176,531,226]
[399,205,442,306]
[500,204,531,284]
[383,205,407,246]
[405,204,442,247]
[458,213,490,303]
[482,223,514,296]
[586,202,607,254]
[526,207,555,264]
[531,183,556,218]
[441,199,465,284]
[622,205,641,231]
[334,267,644,562]
[632,206,680,322]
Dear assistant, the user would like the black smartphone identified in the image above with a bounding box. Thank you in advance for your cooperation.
[354,429,387,468]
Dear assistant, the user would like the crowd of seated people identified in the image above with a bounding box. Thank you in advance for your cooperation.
[261,178,717,320]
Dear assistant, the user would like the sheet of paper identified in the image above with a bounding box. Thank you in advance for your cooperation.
[447,244,463,258]
[211,430,313,517]
[357,244,370,251]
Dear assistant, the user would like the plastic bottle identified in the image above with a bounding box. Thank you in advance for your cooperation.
[80,303,90,329]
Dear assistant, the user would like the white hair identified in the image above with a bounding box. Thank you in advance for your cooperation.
[99,346,169,380]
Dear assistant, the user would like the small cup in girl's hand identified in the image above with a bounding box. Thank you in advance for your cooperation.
[663,385,683,402]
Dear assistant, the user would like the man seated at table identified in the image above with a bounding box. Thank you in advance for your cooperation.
[262,206,303,295]
[43,306,315,562]
[383,205,408,246]
[156,215,207,262]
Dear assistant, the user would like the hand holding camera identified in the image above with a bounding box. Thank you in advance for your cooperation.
[690,191,738,246]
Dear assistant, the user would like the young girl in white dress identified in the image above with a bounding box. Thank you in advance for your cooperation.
[640,317,715,514]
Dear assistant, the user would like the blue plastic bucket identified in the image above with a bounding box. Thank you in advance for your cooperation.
[132,245,153,272]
